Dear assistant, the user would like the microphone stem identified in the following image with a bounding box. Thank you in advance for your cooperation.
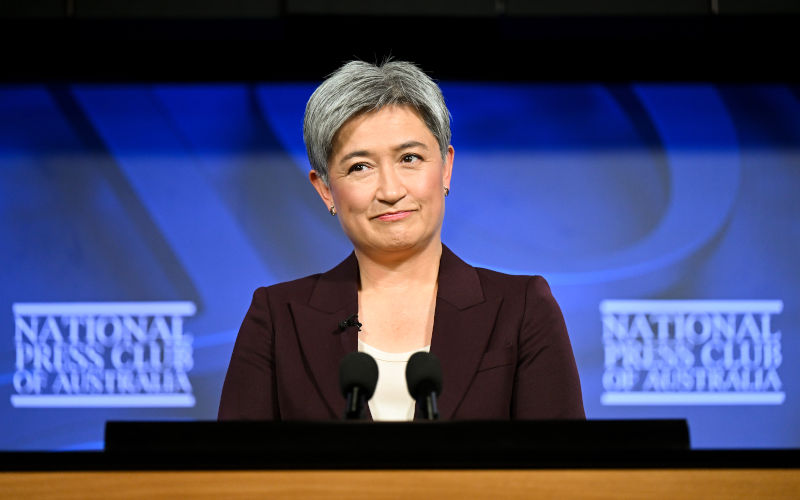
[425,393,439,421]
[344,387,366,420]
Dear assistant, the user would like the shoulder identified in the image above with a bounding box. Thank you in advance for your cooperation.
[476,269,563,326]
[250,251,358,306]
[253,273,322,303]
[472,266,555,303]
[440,245,557,308]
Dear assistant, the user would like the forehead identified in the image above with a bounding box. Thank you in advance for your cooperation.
[330,104,435,158]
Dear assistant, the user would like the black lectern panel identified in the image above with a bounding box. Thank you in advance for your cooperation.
[103,420,689,469]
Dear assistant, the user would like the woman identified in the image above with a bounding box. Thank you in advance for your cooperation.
[218,60,584,421]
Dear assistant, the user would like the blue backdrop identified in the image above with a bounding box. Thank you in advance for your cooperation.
[1,82,798,450]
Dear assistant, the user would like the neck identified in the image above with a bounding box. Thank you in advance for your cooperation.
[355,240,443,292]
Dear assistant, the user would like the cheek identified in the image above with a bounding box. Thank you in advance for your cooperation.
[417,166,446,200]
[333,185,371,214]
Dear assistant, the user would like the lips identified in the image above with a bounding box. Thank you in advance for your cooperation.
[374,210,413,221]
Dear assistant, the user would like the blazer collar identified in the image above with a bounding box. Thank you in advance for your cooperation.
[436,244,485,309]
[302,244,487,312]
[290,244,501,421]
[429,245,502,420]
[307,252,360,314]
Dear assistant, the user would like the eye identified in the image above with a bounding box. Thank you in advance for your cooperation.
[348,163,369,174]
[401,153,421,163]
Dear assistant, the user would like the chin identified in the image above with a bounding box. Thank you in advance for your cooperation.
[373,231,435,254]
[374,238,416,252]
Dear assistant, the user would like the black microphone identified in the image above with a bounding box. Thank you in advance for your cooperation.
[339,352,379,420]
[405,352,443,421]
[338,313,362,332]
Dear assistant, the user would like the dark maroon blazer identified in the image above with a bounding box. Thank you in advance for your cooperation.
[218,245,585,421]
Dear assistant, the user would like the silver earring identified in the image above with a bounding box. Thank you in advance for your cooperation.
[444,187,450,197]
[329,205,337,216]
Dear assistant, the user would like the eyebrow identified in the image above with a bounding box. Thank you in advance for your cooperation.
[337,141,430,164]
[395,141,428,152]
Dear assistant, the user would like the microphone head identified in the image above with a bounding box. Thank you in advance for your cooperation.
[405,351,443,400]
[339,352,379,400]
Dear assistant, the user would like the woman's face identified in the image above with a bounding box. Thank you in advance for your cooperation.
[310,104,453,258]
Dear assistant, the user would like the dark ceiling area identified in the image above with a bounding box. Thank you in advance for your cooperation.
[1,0,798,81]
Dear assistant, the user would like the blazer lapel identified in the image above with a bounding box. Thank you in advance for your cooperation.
[289,253,360,419]
[430,246,502,420]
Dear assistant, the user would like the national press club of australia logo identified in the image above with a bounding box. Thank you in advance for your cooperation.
[601,300,785,405]
[11,302,196,408]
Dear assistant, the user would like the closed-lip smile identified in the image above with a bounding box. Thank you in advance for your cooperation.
[374,210,413,221]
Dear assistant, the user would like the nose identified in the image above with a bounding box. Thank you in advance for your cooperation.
[376,165,407,204]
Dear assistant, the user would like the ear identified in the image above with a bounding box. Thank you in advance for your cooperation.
[309,169,334,210]
[442,145,454,190]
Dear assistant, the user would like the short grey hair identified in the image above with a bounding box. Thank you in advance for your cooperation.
[303,60,451,185]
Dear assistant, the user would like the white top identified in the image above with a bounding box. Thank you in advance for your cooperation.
[358,339,431,421]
